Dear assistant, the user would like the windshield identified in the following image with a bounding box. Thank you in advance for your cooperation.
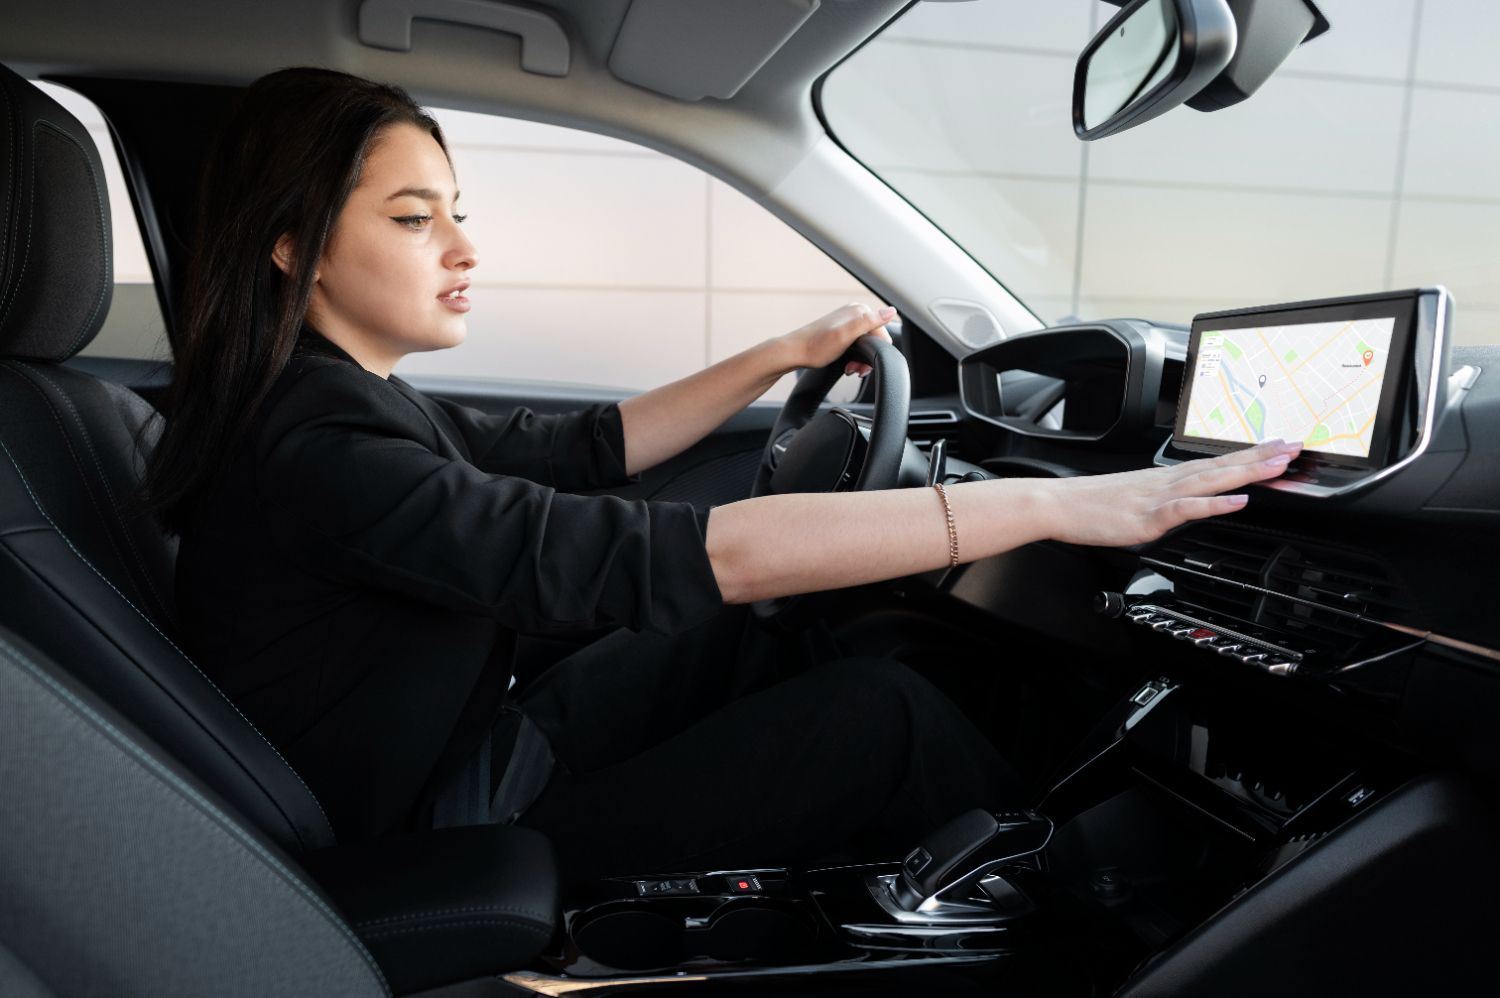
[820,0,1498,346]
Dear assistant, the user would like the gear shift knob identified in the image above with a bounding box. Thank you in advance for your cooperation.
[895,808,1052,911]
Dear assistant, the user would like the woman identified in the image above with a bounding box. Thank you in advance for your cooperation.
[141,68,1299,880]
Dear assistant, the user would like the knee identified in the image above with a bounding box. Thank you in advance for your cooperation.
[815,656,942,715]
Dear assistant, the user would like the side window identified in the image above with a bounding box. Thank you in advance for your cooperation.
[33,82,170,362]
[395,109,882,401]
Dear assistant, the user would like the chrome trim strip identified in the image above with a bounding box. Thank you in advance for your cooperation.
[502,953,995,994]
[1376,622,1500,664]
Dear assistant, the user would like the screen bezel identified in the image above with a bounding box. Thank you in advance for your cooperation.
[1171,291,1419,470]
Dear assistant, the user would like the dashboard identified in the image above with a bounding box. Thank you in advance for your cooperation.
[945,286,1499,779]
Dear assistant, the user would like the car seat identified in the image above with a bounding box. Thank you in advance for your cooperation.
[0,62,558,994]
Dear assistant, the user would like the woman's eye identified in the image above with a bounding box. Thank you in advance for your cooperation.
[392,214,432,229]
[453,213,468,224]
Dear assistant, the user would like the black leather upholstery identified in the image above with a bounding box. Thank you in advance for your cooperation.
[0,62,337,853]
[0,63,562,990]
[302,825,561,994]
[0,625,391,997]
[0,65,113,362]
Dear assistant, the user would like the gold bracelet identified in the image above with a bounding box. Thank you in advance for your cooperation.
[933,483,959,568]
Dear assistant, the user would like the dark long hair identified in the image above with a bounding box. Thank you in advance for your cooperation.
[138,67,446,534]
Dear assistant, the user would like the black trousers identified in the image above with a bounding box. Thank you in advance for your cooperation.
[513,604,1023,882]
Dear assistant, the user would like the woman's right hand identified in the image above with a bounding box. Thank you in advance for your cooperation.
[1037,439,1303,548]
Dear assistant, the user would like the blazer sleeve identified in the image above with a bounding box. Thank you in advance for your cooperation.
[254,364,724,634]
[422,389,637,491]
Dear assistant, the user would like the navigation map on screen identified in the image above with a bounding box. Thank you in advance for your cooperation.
[1181,317,1395,458]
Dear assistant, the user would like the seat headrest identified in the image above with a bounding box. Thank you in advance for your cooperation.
[0,63,112,362]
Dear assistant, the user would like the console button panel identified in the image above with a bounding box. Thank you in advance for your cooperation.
[1123,602,1308,674]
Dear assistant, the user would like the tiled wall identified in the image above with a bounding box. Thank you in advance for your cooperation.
[822,0,1499,346]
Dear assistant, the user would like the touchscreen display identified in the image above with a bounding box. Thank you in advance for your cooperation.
[1180,316,1396,458]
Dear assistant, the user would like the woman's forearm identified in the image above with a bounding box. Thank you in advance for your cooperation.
[703,440,1303,604]
[616,338,795,477]
[704,479,1052,604]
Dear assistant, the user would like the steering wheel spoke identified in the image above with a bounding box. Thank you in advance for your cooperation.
[749,335,911,620]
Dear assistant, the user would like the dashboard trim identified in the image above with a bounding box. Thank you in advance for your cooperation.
[956,321,1154,443]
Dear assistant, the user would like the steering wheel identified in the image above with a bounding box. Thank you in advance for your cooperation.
[749,334,911,621]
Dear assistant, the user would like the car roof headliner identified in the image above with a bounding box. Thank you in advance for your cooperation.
[2,0,913,188]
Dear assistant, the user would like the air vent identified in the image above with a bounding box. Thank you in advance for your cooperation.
[909,409,963,457]
[1144,526,1281,618]
[1144,526,1410,653]
[1260,546,1407,642]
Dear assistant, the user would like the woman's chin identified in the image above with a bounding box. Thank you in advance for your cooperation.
[412,324,468,353]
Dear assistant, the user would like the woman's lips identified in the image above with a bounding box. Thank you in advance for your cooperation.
[438,292,470,313]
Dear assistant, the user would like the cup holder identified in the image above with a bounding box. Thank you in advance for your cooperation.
[573,908,684,971]
[704,905,817,962]
[572,899,819,971]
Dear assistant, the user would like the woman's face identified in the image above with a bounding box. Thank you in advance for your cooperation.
[303,122,478,376]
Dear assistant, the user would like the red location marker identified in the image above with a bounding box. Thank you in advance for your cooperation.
[1362,349,1374,366]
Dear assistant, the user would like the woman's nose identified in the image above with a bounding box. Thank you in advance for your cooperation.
[446,225,478,272]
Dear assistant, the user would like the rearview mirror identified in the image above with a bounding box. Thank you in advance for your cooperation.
[1073,0,1237,140]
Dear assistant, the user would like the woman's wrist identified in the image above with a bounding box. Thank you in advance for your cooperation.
[764,333,807,376]
[972,476,1058,551]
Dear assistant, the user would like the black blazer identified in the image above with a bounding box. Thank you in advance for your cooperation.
[176,331,723,840]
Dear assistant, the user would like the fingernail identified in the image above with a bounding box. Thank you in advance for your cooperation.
[879,306,897,317]
[1263,438,1285,448]
[1227,494,1249,507]
[1264,454,1292,467]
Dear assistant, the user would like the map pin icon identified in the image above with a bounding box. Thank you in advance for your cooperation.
[1362,350,1374,366]
[1258,374,1267,388]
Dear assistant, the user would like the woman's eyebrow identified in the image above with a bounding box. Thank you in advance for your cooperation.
[385,187,460,204]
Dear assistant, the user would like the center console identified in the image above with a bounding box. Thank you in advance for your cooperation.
[495,665,1497,997]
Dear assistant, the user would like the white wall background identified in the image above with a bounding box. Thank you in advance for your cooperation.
[50,0,1500,386]
[393,109,877,399]
[44,84,876,400]
[821,0,1499,346]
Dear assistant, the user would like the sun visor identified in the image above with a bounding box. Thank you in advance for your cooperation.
[607,0,820,101]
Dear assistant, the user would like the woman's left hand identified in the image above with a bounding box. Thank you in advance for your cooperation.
[779,303,897,377]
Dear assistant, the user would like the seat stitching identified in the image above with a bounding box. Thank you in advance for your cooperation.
[0,362,149,612]
[12,360,173,621]
[0,436,337,843]
[360,916,551,943]
[354,903,552,929]
[0,536,322,853]
[0,634,390,997]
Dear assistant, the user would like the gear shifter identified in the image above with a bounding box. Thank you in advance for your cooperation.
[891,808,1053,913]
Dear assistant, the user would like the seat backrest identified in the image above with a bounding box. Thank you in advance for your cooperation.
[0,625,390,998]
[0,63,336,851]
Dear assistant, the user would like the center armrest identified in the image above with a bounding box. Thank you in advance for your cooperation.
[301,824,560,994]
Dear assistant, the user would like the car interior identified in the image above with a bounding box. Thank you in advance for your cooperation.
[2,0,1499,995]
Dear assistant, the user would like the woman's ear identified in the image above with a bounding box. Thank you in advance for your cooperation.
[271,233,296,277]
